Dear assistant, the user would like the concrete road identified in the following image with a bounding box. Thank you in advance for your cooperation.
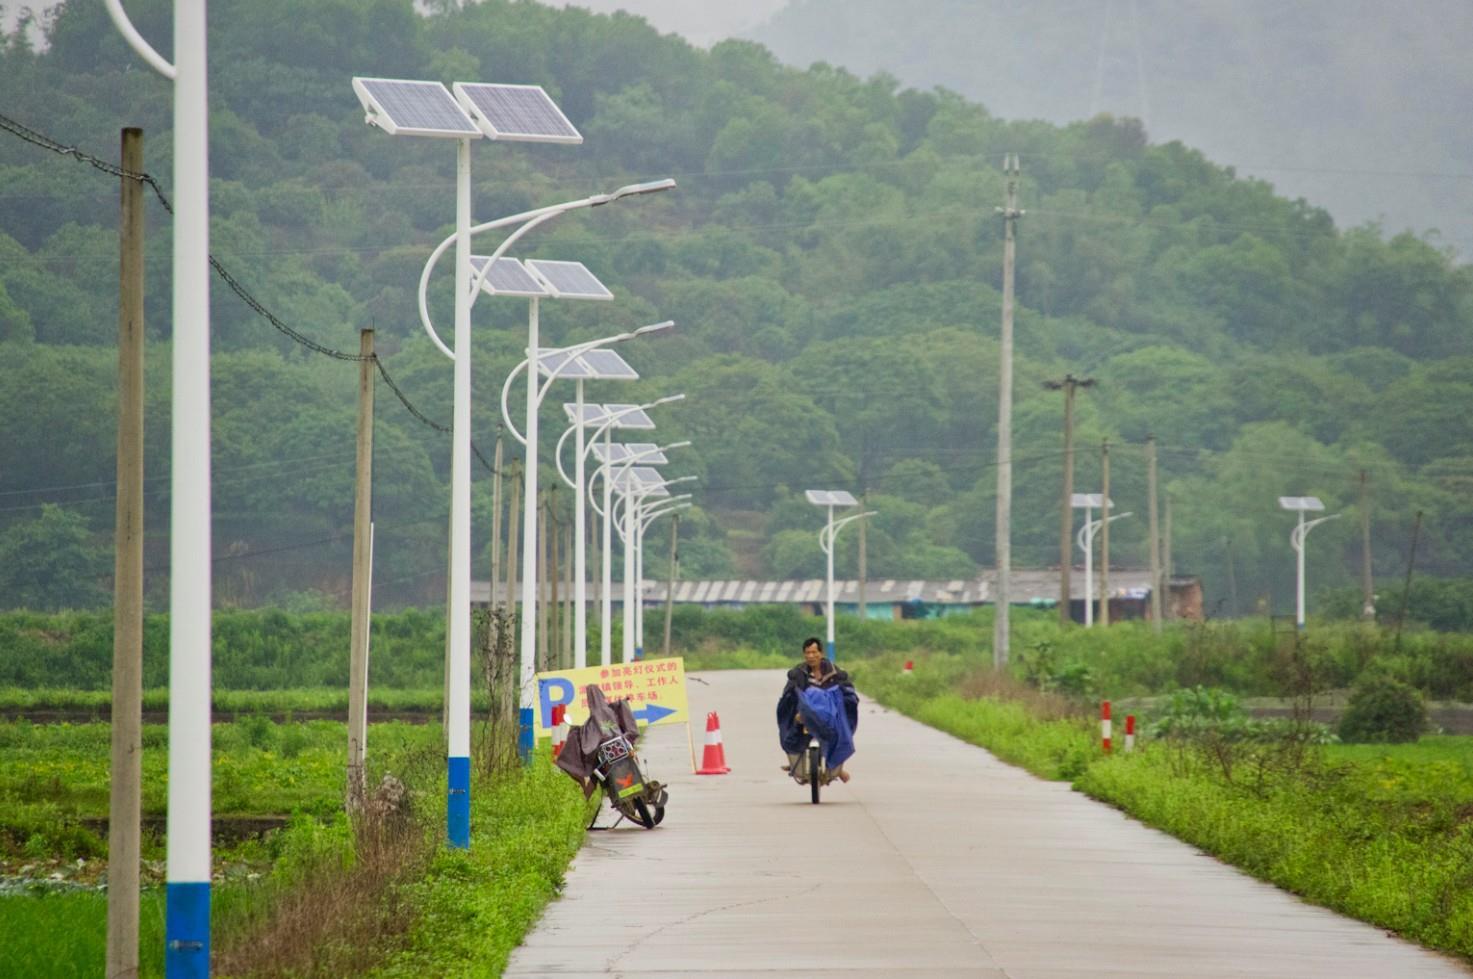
[506,670,1470,978]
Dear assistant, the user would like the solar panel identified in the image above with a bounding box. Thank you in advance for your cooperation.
[602,404,656,429]
[1278,496,1325,512]
[615,467,671,497]
[1071,494,1112,508]
[564,403,609,425]
[577,348,639,380]
[453,83,583,144]
[525,260,614,301]
[469,257,549,298]
[616,443,667,465]
[353,78,480,138]
[590,443,635,464]
[537,349,595,380]
[805,490,857,507]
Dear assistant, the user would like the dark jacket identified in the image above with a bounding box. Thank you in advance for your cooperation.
[776,659,859,756]
[555,684,640,797]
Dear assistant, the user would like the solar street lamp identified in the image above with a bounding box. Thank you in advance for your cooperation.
[500,325,670,670]
[105,1,212,971]
[806,491,871,662]
[1072,494,1132,628]
[633,479,698,656]
[610,466,676,660]
[351,76,659,850]
[1279,496,1341,628]
[575,401,684,663]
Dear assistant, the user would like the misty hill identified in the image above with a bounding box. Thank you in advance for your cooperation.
[749,0,1473,262]
[1,0,1471,620]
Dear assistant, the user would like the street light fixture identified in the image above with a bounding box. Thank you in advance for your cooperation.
[805,490,873,662]
[1279,496,1341,628]
[1072,494,1132,628]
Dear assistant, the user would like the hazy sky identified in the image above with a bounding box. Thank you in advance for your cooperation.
[537,0,788,46]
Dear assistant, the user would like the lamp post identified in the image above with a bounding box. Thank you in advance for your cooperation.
[805,490,873,662]
[1280,496,1341,628]
[104,1,211,971]
[574,402,685,663]
[1072,494,1132,628]
[502,326,671,670]
[633,479,698,655]
[354,74,672,842]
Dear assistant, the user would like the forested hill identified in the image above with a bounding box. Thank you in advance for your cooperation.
[1,0,1470,618]
[748,0,1473,263]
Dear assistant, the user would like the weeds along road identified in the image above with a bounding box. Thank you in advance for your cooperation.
[506,669,1470,978]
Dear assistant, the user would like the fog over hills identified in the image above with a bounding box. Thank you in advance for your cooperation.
[745,0,1473,261]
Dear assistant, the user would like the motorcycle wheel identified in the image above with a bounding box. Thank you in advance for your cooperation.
[808,744,822,805]
[633,798,657,829]
[652,805,666,826]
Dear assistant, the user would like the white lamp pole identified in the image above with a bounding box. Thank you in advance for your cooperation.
[1280,496,1341,628]
[634,480,697,655]
[1076,509,1132,627]
[816,507,876,663]
[104,2,212,970]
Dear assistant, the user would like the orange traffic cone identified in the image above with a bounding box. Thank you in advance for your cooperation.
[550,704,568,759]
[901,660,914,677]
[695,711,730,774]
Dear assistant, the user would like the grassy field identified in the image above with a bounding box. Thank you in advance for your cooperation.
[851,655,1473,963]
[0,714,596,978]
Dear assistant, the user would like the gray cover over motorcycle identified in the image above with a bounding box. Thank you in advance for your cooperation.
[555,683,641,797]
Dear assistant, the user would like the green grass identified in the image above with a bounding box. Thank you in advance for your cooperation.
[366,755,598,978]
[0,686,459,714]
[0,888,166,979]
[853,655,1473,963]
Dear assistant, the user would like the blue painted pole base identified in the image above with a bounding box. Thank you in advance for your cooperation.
[447,755,470,849]
[165,881,210,978]
[634,645,643,661]
[826,639,835,663]
[517,707,534,766]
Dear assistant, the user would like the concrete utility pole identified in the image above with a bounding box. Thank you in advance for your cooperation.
[347,328,374,810]
[538,491,550,673]
[1046,374,1094,624]
[1163,495,1174,620]
[1146,434,1162,631]
[563,522,574,668]
[490,433,504,612]
[1360,470,1375,620]
[857,490,868,624]
[993,153,1023,668]
[662,514,679,658]
[1100,439,1111,628]
[1225,537,1240,617]
[108,125,145,979]
[505,461,522,654]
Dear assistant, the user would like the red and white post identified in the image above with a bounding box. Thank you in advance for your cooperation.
[1101,700,1112,753]
[1125,714,1136,753]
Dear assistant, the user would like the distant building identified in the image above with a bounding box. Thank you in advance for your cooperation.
[473,569,1203,623]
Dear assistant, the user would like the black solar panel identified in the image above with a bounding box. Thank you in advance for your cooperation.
[356,78,478,137]
[526,260,614,300]
[470,257,548,297]
[578,349,639,380]
[454,83,582,143]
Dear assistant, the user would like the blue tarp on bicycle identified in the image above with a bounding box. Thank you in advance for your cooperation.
[776,658,859,769]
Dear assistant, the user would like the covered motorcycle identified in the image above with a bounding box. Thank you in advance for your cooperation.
[556,684,667,828]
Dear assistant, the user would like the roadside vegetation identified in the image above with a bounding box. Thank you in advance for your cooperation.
[849,653,1473,962]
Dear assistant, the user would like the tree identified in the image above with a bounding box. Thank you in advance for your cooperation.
[0,505,107,610]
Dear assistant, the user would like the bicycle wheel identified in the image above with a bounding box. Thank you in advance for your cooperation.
[808,744,822,804]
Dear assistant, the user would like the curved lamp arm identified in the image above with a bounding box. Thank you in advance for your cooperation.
[418,180,675,361]
[105,0,176,79]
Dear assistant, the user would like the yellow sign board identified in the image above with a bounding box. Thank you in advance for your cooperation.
[532,657,688,738]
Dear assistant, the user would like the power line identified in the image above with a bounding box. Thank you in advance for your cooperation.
[0,109,499,475]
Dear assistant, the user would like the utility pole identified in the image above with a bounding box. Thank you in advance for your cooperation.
[1046,374,1094,624]
[504,460,522,660]
[1163,495,1174,620]
[347,328,374,810]
[108,126,145,979]
[490,432,504,612]
[857,490,868,625]
[536,490,548,673]
[1146,434,1162,631]
[1225,537,1239,618]
[1100,439,1111,628]
[993,153,1023,668]
[1393,510,1423,655]
[662,514,679,658]
[1359,470,1375,620]
[562,522,574,668]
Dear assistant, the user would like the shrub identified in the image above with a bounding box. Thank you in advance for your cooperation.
[1338,674,1427,743]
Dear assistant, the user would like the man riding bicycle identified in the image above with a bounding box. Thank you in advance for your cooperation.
[776,637,859,782]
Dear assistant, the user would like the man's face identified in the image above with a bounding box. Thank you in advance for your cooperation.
[803,643,822,668]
